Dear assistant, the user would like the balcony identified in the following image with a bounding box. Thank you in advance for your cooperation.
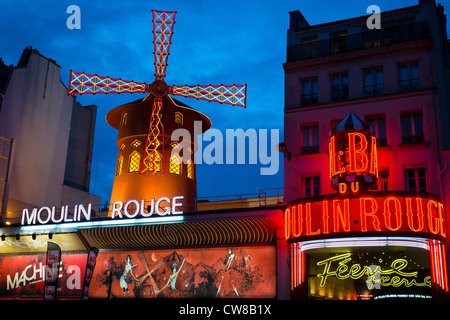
[399,78,421,92]
[363,84,384,97]
[301,93,318,105]
[301,145,320,155]
[287,21,429,63]
[402,134,425,145]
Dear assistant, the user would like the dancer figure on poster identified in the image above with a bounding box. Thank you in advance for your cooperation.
[119,255,138,297]
[216,249,240,298]
[160,253,188,293]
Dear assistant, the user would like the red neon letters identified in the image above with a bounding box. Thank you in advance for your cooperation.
[285,194,446,240]
[329,134,378,179]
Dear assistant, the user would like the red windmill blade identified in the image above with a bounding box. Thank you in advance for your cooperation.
[67,9,247,175]
[152,10,176,81]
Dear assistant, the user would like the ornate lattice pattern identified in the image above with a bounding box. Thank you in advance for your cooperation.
[129,151,141,173]
[142,98,164,174]
[187,159,193,179]
[131,139,142,148]
[169,153,182,175]
[153,10,176,81]
[68,10,248,177]
[170,84,246,107]
[116,156,123,176]
[68,71,148,94]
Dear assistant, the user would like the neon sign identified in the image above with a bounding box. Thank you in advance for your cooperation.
[329,134,378,178]
[20,196,184,226]
[284,192,446,240]
[316,253,431,289]
[329,113,378,192]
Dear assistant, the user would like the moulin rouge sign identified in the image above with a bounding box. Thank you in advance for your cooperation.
[284,192,446,240]
[285,112,447,241]
[20,196,184,226]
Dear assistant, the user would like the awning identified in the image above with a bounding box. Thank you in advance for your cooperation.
[78,217,274,250]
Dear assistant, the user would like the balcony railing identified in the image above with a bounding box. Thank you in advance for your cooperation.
[287,21,429,63]
[330,88,349,101]
[301,93,318,105]
[399,78,421,92]
[301,145,320,155]
[402,134,425,145]
[363,83,384,97]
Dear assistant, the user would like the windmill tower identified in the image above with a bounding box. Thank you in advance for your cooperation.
[68,10,247,212]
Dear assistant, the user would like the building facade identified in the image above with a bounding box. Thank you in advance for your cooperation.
[0,47,100,223]
[1,1,450,302]
[283,0,450,299]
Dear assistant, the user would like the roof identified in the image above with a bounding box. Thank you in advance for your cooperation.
[106,93,212,131]
[330,112,374,136]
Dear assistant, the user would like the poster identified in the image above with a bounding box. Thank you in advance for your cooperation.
[43,242,61,300]
[89,245,276,298]
[0,253,87,298]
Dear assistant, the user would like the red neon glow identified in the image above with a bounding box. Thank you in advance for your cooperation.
[359,197,381,232]
[382,197,403,231]
[329,133,378,177]
[369,136,378,176]
[333,199,350,233]
[68,71,149,94]
[67,10,248,176]
[67,10,247,107]
[142,97,165,175]
[284,193,446,240]
[169,84,247,107]
[348,132,368,173]
[406,198,425,232]
[429,239,449,292]
[152,10,176,81]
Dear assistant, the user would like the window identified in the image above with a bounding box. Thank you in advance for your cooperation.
[175,112,183,124]
[398,63,420,91]
[405,167,427,192]
[301,36,319,59]
[170,143,182,175]
[401,111,424,144]
[363,68,383,96]
[116,156,123,176]
[121,113,128,126]
[330,31,347,53]
[187,159,193,179]
[301,78,318,105]
[131,140,142,148]
[365,114,387,147]
[330,73,349,101]
[144,151,162,173]
[170,153,182,175]
[301,124,319,154]
[303,176,320,197]
[377,169,390,191]
[128,151,141,173]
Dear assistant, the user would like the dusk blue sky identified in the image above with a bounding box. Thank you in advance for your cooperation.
[1,0,448,204]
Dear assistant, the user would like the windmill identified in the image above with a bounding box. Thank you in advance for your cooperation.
[68,10,247,176]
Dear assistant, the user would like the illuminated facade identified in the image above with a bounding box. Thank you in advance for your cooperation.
[0,11,285,301]
[283,0,450,299]
[106,94,211,211]
[2,2,450,302]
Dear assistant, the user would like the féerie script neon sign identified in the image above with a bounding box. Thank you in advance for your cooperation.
[316,253,431,289]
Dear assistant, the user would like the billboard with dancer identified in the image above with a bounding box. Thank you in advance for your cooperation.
[89,246,276,298]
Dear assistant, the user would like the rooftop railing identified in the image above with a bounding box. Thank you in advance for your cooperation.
[287,21,429,63]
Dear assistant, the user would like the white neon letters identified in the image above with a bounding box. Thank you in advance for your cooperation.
[20,196,184,226]
[110,196,184,219]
